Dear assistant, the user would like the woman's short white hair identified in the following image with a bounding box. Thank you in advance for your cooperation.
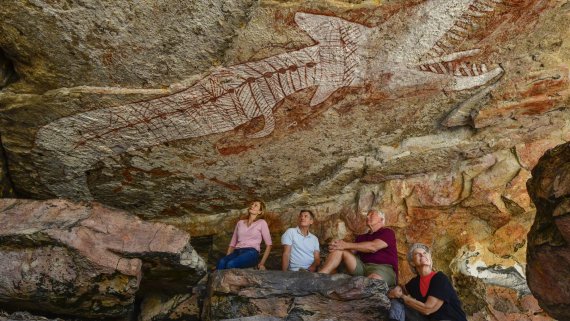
[407,243,432,275]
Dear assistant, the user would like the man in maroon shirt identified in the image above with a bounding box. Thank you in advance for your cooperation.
[319,209,398,286]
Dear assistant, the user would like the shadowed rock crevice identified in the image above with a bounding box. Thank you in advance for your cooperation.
[526,142,570,321]
[0,49,18,89]
[0,133,15,198]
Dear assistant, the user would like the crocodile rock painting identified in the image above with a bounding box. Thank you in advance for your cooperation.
[34,0,507,199]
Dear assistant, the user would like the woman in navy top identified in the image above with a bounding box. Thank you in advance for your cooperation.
[388,243,467,321]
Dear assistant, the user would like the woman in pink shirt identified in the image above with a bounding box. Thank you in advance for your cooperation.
[216,200,273,270]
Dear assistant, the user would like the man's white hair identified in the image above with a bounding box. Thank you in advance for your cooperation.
[369,208,385,219]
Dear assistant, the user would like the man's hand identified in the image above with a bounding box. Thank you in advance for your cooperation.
[329,239,348,251]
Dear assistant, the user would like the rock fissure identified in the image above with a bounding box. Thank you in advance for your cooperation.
[0,49,18,89]
[0,133,14,198]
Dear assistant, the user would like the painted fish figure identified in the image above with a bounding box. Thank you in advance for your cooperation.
[34,0,504,199]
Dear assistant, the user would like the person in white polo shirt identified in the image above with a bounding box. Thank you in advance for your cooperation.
[281,210,321,272]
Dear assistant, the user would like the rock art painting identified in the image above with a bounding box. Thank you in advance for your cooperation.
[34,0,507,199]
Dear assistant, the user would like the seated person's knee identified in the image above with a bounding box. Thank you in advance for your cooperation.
[225,260,240,269]
[367,273,384,280]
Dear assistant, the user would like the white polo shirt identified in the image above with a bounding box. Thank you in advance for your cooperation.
[281,227,320,271]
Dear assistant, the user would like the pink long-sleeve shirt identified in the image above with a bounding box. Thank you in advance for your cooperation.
[229,219,272,252]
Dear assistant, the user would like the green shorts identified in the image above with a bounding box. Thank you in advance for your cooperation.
[352,257,396,286]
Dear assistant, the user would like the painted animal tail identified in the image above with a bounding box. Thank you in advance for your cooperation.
[32,12,372,199]
[32,46,320,199]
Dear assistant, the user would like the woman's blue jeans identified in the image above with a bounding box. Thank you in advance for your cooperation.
[216,247,260,270]
[389,299,431,321]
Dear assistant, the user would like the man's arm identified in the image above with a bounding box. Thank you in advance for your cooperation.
[308,250,321,272]
[329,239,387,253]
[282,245,292,271]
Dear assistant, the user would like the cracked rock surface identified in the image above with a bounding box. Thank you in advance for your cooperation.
[203,269,391,321]
[0,198,206,318]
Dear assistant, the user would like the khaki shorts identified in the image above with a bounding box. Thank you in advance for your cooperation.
[352,257,396,286]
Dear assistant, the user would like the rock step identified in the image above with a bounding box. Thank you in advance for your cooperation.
[202,269,391,321]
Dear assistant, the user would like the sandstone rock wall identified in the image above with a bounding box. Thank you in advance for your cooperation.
[1,0,568,215]
[1,0,569,320]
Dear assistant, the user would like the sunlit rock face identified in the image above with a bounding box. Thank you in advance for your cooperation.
[526,142,570,321]
[1,0,570,319]
[0,199,206,318]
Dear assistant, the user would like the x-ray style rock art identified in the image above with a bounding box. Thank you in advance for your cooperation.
[34,0,506,199]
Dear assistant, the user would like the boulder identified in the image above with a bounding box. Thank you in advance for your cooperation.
[0,199,206,318]
[203,269,390,321]
[526,142,570,321]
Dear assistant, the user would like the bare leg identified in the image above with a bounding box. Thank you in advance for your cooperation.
[368,273,384,280]
[319,250,358,274]
[319,250,343,274]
